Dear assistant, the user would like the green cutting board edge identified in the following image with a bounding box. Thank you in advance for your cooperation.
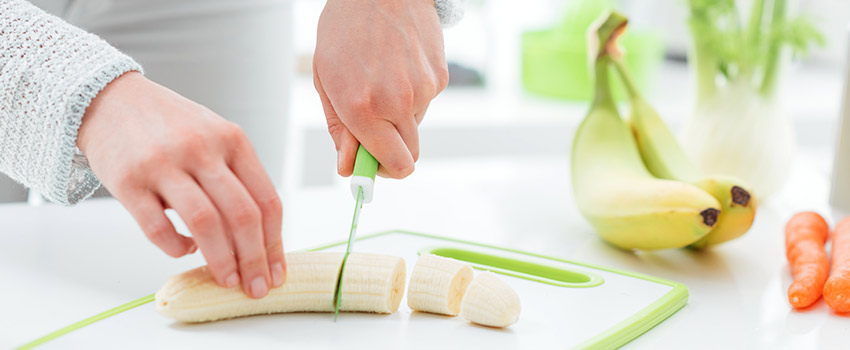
[18,230,687,350]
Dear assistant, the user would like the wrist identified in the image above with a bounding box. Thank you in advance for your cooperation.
[76,71,144,155]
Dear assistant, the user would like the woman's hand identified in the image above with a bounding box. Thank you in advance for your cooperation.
[77,72,284,299]
[313,0,449,178]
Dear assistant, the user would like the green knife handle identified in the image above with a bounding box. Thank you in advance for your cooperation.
[350,145,378,203]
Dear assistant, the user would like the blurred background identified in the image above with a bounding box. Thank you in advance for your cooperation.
[283,0,849,195]
[2,0,848,228]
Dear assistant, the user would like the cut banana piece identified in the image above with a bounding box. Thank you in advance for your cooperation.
[407,254,474,316]
[460,272,521,328]
[156,252,406,323]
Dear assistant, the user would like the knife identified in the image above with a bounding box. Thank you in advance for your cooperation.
[333,145,378,320]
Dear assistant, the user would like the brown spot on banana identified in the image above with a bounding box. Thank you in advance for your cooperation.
[701,208,720,227]
[731,186,751,206]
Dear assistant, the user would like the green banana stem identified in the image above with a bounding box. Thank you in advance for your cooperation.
[588,11,627,111]
[592,56,617,112]
[610,58,640,101]
[588,11,628,62]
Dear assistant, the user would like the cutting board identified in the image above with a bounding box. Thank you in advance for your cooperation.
[22,231,687,349]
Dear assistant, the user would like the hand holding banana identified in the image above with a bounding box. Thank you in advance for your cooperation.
[572,12,757,250]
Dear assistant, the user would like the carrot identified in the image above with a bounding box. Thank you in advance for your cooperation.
[785,212,829,309]
[824,217,850,312]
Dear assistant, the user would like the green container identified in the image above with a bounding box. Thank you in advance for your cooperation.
[521,2,664,101]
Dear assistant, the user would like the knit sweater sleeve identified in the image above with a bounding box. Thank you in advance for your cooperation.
[0,0,141,205]
[434,0,464,28]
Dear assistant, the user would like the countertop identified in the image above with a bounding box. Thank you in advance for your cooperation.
[2,148,848,349]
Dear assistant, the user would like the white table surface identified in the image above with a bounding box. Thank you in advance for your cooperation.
[2,146,849,349]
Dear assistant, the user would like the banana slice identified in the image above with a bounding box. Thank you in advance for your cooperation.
[460,271,520,328]
[407,254,474,316]
[156,252,405,322]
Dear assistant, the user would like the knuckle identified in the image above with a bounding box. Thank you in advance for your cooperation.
[231,204,261,228]
[395,84,415,107]
[265,240,284,257]
[239,254,267,272]
[143,221,171,243]
[114,167,140,187]
[261,195,283,218]
[326,118,347,141]
[178,131,207,152]
[390,162,415,179]
[422,79,438,98]
[206,258,235,277]
[347,91,377,115]
[188,207,218,231]
[219,121,247,143]
[435,66,450,92]
[135,145,168,171]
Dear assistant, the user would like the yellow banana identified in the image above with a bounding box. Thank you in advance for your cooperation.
[688,177,756,248]
[607,27,757,249]
[572,12,721,250]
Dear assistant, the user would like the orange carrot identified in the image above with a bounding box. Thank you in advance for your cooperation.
[824,217,850,312]
[785,212,829,309]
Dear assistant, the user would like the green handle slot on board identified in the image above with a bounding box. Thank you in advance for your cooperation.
[418,246,604,288]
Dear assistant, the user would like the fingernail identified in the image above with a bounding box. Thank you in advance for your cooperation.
[250,277,268,298]
[271,262,285,287]
[224,272,240,288]
[188,244,198,254]
[337,152,344,172]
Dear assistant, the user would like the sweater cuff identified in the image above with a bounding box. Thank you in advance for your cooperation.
[50,53,142,205]
[435,0,464,28]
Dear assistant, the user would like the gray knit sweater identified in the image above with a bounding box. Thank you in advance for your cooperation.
[0,0,141,205]
[0,0,462,206]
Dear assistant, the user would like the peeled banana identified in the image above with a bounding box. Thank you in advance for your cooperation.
[572,12,721,250]
[407,254,474,316]
[606,21,757,249]
[459,272,521,328]
[156,252,405,323]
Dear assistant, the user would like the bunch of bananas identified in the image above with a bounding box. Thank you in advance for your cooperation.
[571,12,757,250]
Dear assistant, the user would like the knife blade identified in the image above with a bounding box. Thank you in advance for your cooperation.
[333,145,378,320]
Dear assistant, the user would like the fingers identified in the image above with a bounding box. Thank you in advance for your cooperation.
[395,115,420,163]
[158,175,240,290]
[195,164,272,299]
[315,69,359,177]
[224,133,287,288]
[330,123,359,177]
[314,60,422,179]
[352,118,415,179]
[120,190,196,258]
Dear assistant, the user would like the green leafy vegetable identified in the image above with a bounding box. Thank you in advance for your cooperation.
[687,0,824,101]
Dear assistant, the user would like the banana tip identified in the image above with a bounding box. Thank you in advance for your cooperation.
[731,186,751,206]
[700,208,720,227]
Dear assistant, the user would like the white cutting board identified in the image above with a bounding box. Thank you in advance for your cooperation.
[32,231,686,349]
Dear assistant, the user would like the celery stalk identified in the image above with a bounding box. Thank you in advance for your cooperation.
[759,0,786,96]
[686,0,822,100]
